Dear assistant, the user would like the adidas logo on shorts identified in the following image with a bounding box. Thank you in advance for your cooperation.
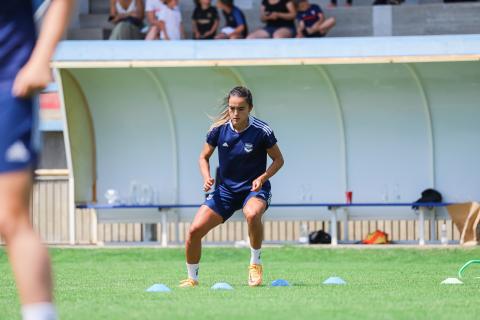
[5,141,30,163]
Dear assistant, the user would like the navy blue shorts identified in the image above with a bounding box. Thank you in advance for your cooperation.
[204,184,272,222]
[302,30,325,38]
[0,79,38,173]
[263,26,296,38]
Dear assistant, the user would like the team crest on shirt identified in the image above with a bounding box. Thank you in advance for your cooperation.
[244,143,253,153]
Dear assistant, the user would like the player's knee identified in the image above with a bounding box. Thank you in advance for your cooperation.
[0,201,29,240]
[244,209,261,225]
[187,225,204,241]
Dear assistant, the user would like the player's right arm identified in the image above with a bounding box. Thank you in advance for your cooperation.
[199,143,216,192]
[12,0,73,98]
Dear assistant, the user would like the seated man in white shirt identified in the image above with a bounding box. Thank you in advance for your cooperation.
[145,0,184,40]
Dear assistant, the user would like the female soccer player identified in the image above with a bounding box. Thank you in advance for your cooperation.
[1,1,72,319]
[180,86,284,287]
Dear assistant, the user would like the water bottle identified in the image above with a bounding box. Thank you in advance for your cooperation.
[129,180,140,205]
[440,224,448,245]
[299,223,309,244]
[382,185,389,203]
[139,184,153,205]
[393,184,401,202]
[104,189,119,205]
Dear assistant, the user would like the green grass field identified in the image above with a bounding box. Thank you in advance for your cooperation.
[1,247,480,319]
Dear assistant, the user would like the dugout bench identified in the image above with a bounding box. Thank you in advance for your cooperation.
[77,202,452,246]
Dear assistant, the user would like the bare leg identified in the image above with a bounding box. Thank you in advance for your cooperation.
[243,197,267,249]
[308,17,336,35]
[244,197,267,286]
[0,170,53,305]
[318,17,336,34]
[145,26,159,40]
[272,27,294,39]
[185,205,223,264]
[229,34,243,39]
[215,33,229,39]
[247,29,270,39]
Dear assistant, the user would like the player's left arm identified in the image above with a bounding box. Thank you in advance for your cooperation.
[13,0,74,98]
[251,144,284,192]
[317,12,325,24]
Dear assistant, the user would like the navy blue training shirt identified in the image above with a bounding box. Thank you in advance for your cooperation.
[206,116,277,193]
[0,0,36,81]
[296,4,323,28]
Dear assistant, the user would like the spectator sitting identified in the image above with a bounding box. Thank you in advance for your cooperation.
[215,0,248,39]
[247,0,296,39]
[328,0,352,8]
[108,0,145,40]
[373,0,403,4]
[146,0,184,40]
[145,0,166,39]
[296,0,335,38]
[192,0,219,39]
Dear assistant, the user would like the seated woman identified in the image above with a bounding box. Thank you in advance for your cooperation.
[108,0,144,40]
[247,0,296,39]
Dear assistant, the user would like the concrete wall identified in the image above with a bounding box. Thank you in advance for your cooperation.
[72,1,480,39]
[393,3,480,35]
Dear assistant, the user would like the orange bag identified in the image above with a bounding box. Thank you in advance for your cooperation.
[362,230,389,244]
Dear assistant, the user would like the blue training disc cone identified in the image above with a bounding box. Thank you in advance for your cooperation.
[146,283,171,292]
[323,276,347,285]
[211,282,234,290]
[271,279,290,287]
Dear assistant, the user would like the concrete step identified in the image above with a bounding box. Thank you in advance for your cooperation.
[325,7,373,36]
[90,0,110,14]
[75,2,479,40]
[67,27,111,40]
[80,13,113,29]
[393,3,480,35]
[88,0,444,16]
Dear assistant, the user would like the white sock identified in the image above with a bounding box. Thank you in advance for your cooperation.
[187,263,199,281]
[22,303,57,320]
[250,248,262,265]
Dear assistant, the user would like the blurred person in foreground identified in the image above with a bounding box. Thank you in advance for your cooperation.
[0,1,72,319]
